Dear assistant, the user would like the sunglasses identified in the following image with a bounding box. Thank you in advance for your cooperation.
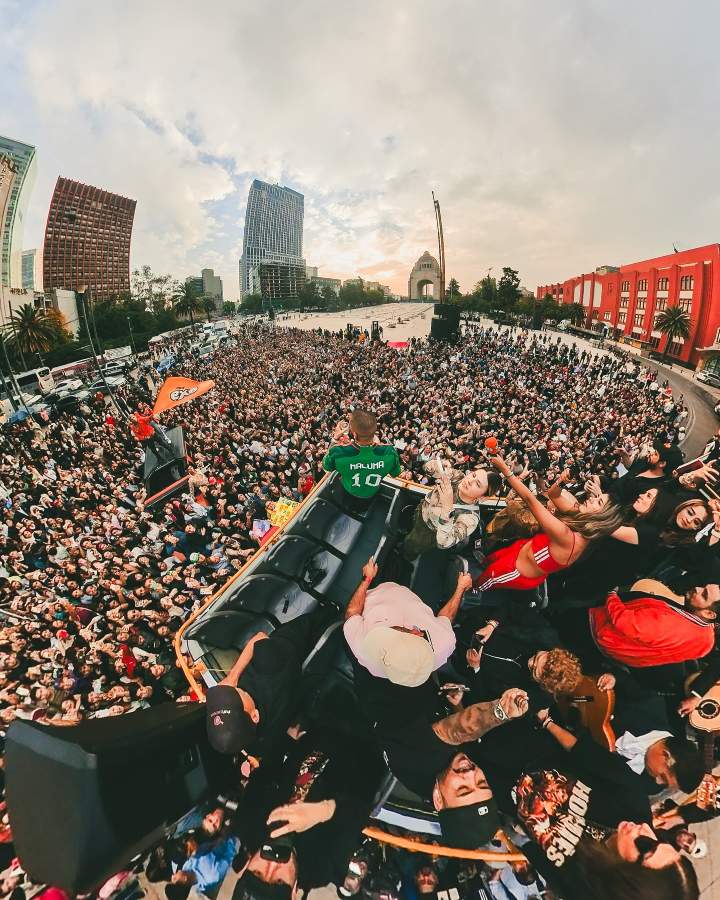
[634,833,670,862]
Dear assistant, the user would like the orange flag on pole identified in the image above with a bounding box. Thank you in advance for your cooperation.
[152,377,215,416]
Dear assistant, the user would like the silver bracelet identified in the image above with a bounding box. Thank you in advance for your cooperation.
[493,701,507,722]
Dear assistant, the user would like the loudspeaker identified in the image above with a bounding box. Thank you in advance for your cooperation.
[444,306,461,328]
[430,318,451,341]
[434,302,453,316]
[5,704,237,893]
[143,425,188,502]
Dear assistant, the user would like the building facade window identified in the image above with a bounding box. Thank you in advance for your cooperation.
[680,274,694,291]
[648,336,660,349]
[621,280,630,292]
[667,340,684,356]
[679,298,692,313]
[657,276,669,291]
[633,312,644,327]
[603,311,611,320]
[618,312,627,324]
[637,279,648,291]
[636,297,646,310]
[656,297,667,311]
[620,296,629,308]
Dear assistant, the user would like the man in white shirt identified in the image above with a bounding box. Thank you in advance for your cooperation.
[614,730,704,793]
[343,557,472,687]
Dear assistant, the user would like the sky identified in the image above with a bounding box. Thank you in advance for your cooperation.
[3,0,720,300]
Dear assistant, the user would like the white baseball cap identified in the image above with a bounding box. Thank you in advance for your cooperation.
[361,626,435,687]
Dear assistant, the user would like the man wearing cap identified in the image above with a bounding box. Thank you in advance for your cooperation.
[375,687,530,849]
[205,610,332,757]
[343,558,472,688]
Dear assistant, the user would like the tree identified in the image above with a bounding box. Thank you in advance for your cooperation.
[320,285,336,306]
[44,308,73,345]
[446,278,461,302]
[298,280,320,311]
[222,301,237,316]
[173,282,202,325]
[7,304,58,357]
[471,276,498,313]
[131,266,175,312]
[567,303,586,327]
[655,305,691,361]
[201,296,216,321]
[497,267,521,312]
[241,293,263,314]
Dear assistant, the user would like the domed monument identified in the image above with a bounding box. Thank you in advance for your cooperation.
[408,251,441,300]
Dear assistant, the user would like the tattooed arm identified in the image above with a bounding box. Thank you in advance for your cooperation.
[432,688,529,745]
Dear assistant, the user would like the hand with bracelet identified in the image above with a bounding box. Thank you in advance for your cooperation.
[494,687,529,722]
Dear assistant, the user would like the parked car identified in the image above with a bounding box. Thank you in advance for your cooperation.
[51,377,84,395]
[100,363,127,379]
[50,389,92,413]
[87,375,127,395]
[697,370,720,388]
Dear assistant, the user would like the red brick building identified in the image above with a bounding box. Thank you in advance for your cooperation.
[43,176,136,301]
[536,244,720,372]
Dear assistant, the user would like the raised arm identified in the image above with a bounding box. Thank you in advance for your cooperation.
[437,572,473,622]
[220,632,268,687]
[488,453,573,544]
[432,689,529,744]
[344,558,378,621]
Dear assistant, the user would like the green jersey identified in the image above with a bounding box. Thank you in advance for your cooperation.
[322,442,402,498]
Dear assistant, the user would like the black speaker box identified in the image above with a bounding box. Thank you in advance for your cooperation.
[143,425,188,500]
[444,306,461,328]
[433,302,452,316]
[5,703,236,893]
[430,318,450,341]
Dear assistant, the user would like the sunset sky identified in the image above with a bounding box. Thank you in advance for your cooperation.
[3,0,720,298]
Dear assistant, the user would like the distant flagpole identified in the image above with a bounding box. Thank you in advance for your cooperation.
[432,191,446,302]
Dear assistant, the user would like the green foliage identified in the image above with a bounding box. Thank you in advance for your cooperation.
[566,303,586,326]
[222,301,237,316]
[446,278,461,301]
[471,276,498,313]
[655,305,691,358]
[497,267,521,310]
[6,304,59,355]
[241,294,263,314]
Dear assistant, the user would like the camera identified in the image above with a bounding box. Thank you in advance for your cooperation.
[260,828,295,864]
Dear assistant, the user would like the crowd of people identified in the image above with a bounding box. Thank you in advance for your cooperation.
[0,317,718,900]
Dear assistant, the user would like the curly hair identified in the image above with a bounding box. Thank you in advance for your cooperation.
[537,648,583,696]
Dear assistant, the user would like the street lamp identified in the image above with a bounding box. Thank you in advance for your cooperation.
[126,316,137,355]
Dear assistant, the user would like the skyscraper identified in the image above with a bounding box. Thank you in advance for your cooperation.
[43,176,136,300]
[239,179,304,298]
[21,248,42,291]
[0,134,37,288]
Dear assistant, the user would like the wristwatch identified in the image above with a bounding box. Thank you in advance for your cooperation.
[493,701,508,722]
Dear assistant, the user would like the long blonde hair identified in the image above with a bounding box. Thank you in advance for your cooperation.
[557,502,628,541]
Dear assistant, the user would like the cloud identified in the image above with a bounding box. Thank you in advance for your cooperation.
[4,0,720,298]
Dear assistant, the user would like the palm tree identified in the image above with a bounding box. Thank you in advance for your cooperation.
[567,303,586,327]
[655,305,691,361]
[173,283,202,325]
[201,296,216,321]
[7,303,57,358]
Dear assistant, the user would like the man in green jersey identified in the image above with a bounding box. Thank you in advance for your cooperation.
[322,409,401,508]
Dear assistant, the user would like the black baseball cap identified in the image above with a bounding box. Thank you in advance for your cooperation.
[205,684,257,754]
[437,799,500,849]
[232,872,293,900]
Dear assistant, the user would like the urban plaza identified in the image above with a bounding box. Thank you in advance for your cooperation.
[2,3,720,900]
